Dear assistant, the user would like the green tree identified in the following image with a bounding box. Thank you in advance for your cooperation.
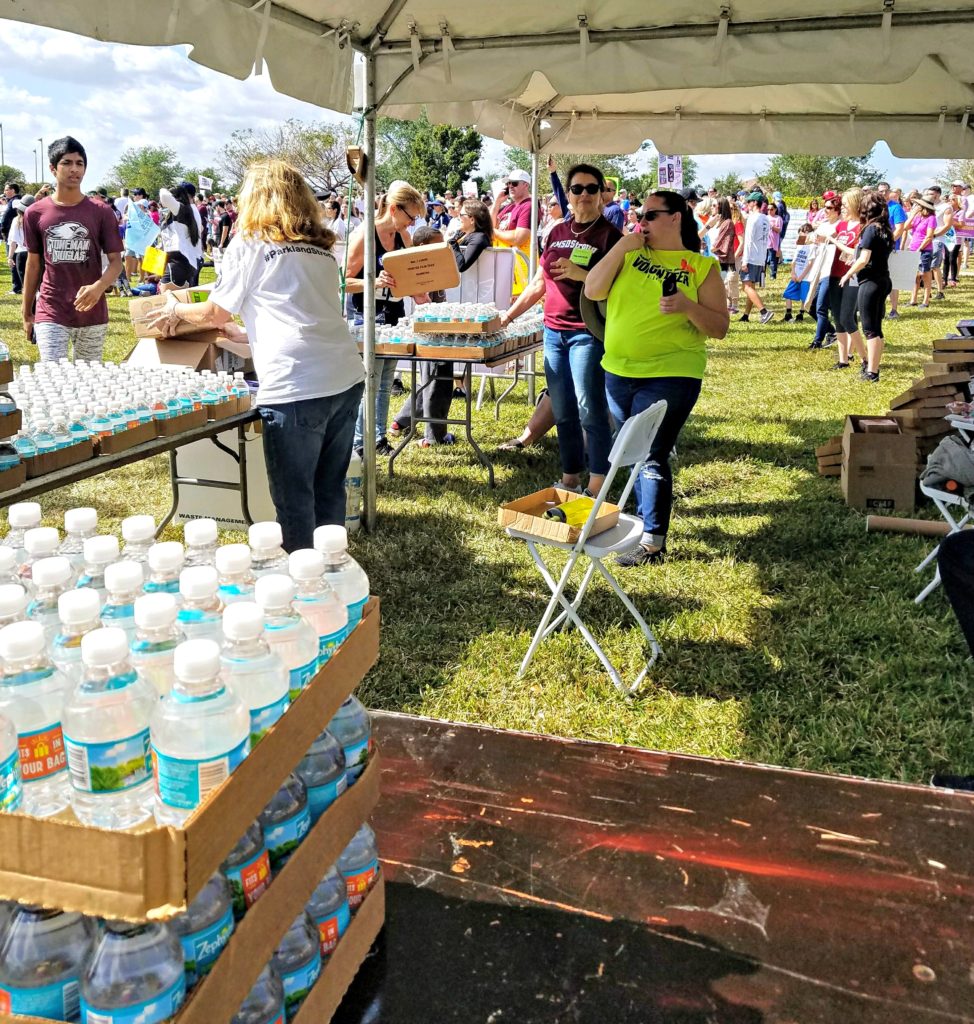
[711,171,745,196]
[377,112,482,195]
[941,159,974,189]
[110,146,185,198]
[760,150,885,195]
[0,164,25,187]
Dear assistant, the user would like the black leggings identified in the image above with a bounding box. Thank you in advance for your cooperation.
[857,277,892,339]
[944,246,960,285]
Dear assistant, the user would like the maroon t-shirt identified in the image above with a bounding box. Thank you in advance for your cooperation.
[498,197,537,234]
[23,196,123,328]
[541,217,622,330]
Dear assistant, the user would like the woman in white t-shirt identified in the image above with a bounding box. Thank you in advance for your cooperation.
[150,160,365,550]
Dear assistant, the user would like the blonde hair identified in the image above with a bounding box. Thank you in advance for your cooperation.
[377,180,425,220]
[842,187,863,220]
[235,159,335,249]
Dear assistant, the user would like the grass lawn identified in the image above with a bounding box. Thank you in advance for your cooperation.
[1,260,972,783]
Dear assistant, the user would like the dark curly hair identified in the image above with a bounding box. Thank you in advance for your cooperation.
[859,189,893,247]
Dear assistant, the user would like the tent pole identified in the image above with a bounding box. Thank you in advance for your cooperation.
[362,51,378,532]
[526,128,540,406]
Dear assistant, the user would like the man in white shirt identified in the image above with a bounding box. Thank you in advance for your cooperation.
[739,191,774,323]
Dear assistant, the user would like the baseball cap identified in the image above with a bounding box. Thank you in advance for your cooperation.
[821,190,838,201]
[12,196,35,212]
[951,179,966,187]
[773,191,783,200]
[746,190,764,202]
[679,187,700,203]
[432,197,445,206]
[506,169,531,184]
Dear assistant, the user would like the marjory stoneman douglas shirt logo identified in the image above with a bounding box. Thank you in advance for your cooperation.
[45,221,92,264]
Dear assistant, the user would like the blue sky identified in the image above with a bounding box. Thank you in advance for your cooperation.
[0,21,949,192]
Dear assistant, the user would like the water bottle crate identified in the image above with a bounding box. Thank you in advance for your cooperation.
[154,409,209,437]
[95,424,156,456]
[0,362,12,387]
[0,462,26,493]
[0,599,381,922]
[0,408,22,440]
[24,440,95,478]
[206,398,239,421]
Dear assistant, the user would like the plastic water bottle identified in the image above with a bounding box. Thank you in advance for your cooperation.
[171,871,235,988]
[0,583,26,628]
[26,556,74,645]
[232,964,285,1024]
[68,405,90,446]
[58,508,98,573]
[19,526,61,588]
[220,603,289,747]
[81,921,186,1024]
[32,418,56,456]
[344,453,363,534]
[306,866,350,958]
[51,588,103,689]
[271,912,321,1022]
[288,550,348,667]
[254,576,318,702]
[0,711,23,814]
[222,822,272,921]
[121,514,156,577]
[89,405,113,441]
[215,545,254,606]
[0,549,19,589]
[313,525,369,629]
[296,730,346,824]
[184,518,218,568]
[100,561,144,641]
[178,566,224,643]
[76,536,121,604]
[62,628,156,830]
[327,695,371,785]
[0,442,19,472]
[49,407,72,451]
[131,593,183,699]
[259,773,311,872]
[12,431,36,461]
[249,522,289,578]
[0,906,95,1021]
[2,502,42,564]
[0,621,69,817]
[338,822,380,910]
[144,541,184,603]
[151,639,250,826]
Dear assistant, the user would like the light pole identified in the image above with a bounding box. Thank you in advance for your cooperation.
[37,138,43,181]
[33,150,38,182]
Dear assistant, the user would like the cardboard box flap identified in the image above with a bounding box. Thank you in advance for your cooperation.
[382,241,461,298]
[126,336,215,369]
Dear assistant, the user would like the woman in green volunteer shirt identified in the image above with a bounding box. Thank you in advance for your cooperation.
[585,190,728,566]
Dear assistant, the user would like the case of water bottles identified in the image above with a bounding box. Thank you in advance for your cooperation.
[409,303,544,360]
[0,508,384,1024]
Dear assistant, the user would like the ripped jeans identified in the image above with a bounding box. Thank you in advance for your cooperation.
[604,373,702,548]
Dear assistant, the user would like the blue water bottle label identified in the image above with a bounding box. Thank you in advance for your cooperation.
[101,602,135,623]
[250,694,290,746]
[281,955,322,1021]
[152,738,249,809]
[343,739,369,783]
[81,976,186,1023]
[0,977,79,1019]
[65,728,151,794]
[264,804,311,869]
[288,659,317,701]
[317,626,346,664]
[180,905,234,985]
[314,901,351,956]
[306,773,347,823]
[347,597,368,629]
[0,748,23,812]
[143,579,180,595]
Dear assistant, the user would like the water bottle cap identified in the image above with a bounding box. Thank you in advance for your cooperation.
[0,548,17,573]
[215,543,251,575]
[30,556,72,588]
[148,541,185,573]
[104,560,145,593]
[174,638,222,682]
[180,565,219,600]
[249,521,282,553]
[254,574,295,610]
[0,620,45,659]
[222,601,264,640]
[64,507,97,534]
[81,627,129,667]
[184,518,218,547]
[313,524,348,554]
[134,592,178,628]
[24,527,59,556]
[288,548,325,581]
[0,583,27,617]
[84,535,120,565]
[58,587,101,626]
[122,514,156,543]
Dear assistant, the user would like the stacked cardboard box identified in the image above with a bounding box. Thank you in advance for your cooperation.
[815,435,843,477]
[840,415,917,512]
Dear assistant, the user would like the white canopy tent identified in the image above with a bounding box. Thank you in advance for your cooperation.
[6,0,974,527]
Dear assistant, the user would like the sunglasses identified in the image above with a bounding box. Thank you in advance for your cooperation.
[568,183,601,195]
[825,204,839,211]
[639,209,673,221]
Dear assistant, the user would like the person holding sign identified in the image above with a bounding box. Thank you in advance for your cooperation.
[499,164,620,497]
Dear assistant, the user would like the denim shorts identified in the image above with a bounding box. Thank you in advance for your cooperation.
[918,249,934,272]
[741,262,765,285]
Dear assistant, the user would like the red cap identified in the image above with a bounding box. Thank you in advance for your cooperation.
[821,190,838,201]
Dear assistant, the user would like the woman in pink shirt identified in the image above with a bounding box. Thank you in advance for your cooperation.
[767,203,783,279]
[905,196,936,307]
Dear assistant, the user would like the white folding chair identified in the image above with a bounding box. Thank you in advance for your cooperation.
[915,481,972,603]
[505,400,668,696]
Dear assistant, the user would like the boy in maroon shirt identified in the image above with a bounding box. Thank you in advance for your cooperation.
[22,136,122,362]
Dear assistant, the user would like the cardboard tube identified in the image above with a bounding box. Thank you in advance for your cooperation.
[866,516,951,537]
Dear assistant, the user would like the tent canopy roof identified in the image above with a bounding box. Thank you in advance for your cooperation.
[5,0,974,156]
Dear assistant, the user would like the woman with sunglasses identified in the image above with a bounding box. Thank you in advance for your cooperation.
[499,164,621,497]
[825,188,867,371]
[807,198,842,349]
[585,191,728,567]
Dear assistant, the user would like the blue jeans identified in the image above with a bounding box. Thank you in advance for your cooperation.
[543,327,612,477]
[260,381,365,552]
[604,373,702,548]
[812,277,834,345]
[354,357,397,449]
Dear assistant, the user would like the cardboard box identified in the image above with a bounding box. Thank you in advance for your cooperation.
[356,340,415,357]
[933,337,974,352]
[0,408,22,439]
[381,241,461,298]
[205,398,238,421]
[0,462,26,493]
[814,435,843,458]
[499,487,619,544]
[129,285,218,339]
[24,440,95,478]
[126,332,252,374]
[0,599,380,920]
[155,409,209,437]
[96,423,156,456]
[413,316,503,335]
[415,341,506,360]
[818,464,841,477]
[889,384,956,409]
[0,361,13,386]
[841,416,917,512]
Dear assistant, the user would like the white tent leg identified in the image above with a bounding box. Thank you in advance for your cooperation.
[525,139,540,406]
[362,52,379,532]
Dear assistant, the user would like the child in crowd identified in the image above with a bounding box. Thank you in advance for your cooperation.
[782,223,814,323]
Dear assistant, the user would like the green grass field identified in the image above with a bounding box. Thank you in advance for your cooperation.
[1,260,971,783]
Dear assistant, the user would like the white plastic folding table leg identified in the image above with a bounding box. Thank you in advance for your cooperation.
[914,491,971,604]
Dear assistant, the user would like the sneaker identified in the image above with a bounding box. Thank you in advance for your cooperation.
[862,371,880,383]
[737,313,749,322]
[827,361,850,370]
[807,340,823,350]
[390,378,406,397]
[783,312,793,323]
[389,420,402,437]
[375,437,395,456]
[795,313,804,323]
[553,481,583,494]
[935,291,946,300]
[885,310,899,319]
[452,387,467,400]
[759,308,774,324]
[616,544,666,568]
[858,363,872,379]
[824,333,838,347]
[919,303,929,309]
